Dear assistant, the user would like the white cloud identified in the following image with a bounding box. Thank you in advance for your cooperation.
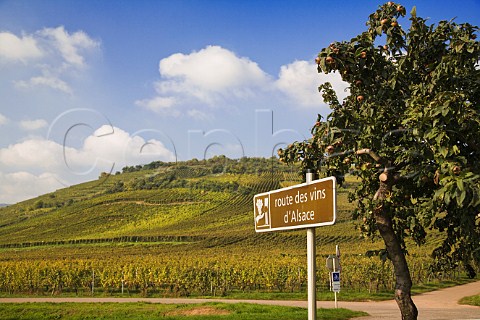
[140,45,272,117]
[276,60,349,108]
[0,113,8,125]
[158,45,270,94]
[14,74,73,94]
[139,47,349,118]
[39,26,99,68]
[0,138,66,170]
[1,26,99,95]
[19,119,48,131]
[187,109,210,121]
[81,125,176,167]
[135,96,179,115]
[0,32,43,62]
[0,126,175,173]
[0,125,176,203]
[0,171,63,204]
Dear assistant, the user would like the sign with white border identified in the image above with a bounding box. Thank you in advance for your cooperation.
[254,177,336,232]
[332,271,340,292]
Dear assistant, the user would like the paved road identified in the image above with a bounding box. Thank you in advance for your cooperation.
[329,279,480,319]
[0,281,478,319]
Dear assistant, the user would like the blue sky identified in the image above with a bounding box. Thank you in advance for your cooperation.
[0,0,479,203]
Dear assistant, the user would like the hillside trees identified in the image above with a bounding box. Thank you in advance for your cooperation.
[279,2,479,319]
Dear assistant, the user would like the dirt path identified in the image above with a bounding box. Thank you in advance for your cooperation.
[0,281,478,319]
[341,280,480,319]
[327,281,480,319]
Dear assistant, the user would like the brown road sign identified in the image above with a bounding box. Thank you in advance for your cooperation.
[254,177,336,232]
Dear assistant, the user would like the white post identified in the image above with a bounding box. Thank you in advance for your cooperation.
[306,170,316,320]
[333,257,338,308]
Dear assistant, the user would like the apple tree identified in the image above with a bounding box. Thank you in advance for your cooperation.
[278,2,479,319]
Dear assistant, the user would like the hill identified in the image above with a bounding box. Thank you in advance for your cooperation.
[0,156,364,251]
[0,157,455,297]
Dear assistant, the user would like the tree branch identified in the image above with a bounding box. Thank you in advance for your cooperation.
[356,148,383,163]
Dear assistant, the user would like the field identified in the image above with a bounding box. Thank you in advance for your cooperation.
[0,302,366,320]
[0,157,470,299]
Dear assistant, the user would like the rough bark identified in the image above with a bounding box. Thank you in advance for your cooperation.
[374,172,418,320]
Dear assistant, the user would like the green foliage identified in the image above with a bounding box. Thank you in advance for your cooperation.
[281,2,480,275]
[0,157,290,243]
[459,294,480,306]
[0,156,474,299]
[0,249,454,297]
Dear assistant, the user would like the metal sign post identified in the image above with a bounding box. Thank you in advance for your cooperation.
[306,170,316,320]
[326,245,341,308]
[332,263,339,308]
[253,171,337,320]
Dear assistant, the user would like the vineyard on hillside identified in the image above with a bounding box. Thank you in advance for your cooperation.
[0,252,452,297]
[0,157,472,297]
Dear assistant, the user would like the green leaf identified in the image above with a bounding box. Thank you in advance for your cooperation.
[435,132,445,144]
[411,6,417,18]
[434,189,445,201]
[456,179,465,191]
[445,191,451,205]
[452,145,460,155]
[439,147,448,158]
[472,193,480,207]
[320,58,327,73]
[457,190,466,207]
[442,106,450,116]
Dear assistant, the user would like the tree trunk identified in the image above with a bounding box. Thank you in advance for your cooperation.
[374,175,418,320]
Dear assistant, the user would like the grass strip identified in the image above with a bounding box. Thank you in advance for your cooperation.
[0,302,367,320]
[459,295,480,307]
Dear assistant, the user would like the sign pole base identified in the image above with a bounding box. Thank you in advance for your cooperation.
[306,170,316,320]
[307,227,316,320]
